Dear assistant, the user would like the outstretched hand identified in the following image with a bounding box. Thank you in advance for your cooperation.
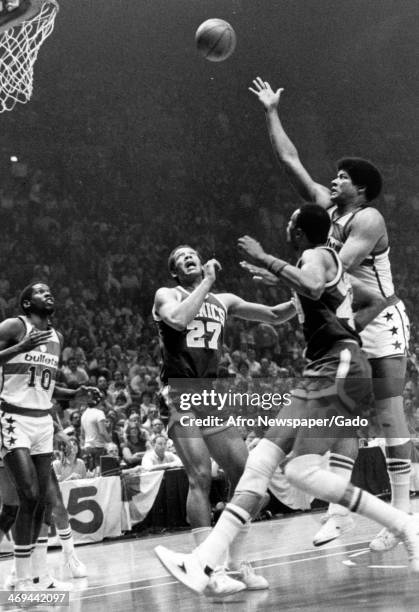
[248,76,284,111]
[203,258,222,284]
[240,261,278,286]
[77,385,102,404]
[237,235,266,264]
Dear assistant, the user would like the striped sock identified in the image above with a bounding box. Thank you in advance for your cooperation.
[386,457,411,512]
[285,456,409,537]
[57,527,74,555]
[340,483,408,535]
[196,503,250,571]
[31,537,48,580]
[14,544,32,581]
[328,453,355,516]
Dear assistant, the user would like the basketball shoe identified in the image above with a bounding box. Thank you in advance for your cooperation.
[313,512,355,546]
[154,545,245,596]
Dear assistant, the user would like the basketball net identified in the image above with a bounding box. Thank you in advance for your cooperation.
[0,0,58,112]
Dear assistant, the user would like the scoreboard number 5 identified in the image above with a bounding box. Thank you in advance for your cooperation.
[186,320,221,350]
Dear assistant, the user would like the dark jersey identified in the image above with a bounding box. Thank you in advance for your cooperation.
[293,247,360,361]
[153,287,227,382]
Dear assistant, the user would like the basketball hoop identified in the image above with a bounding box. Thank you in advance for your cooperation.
[0,0,58,112]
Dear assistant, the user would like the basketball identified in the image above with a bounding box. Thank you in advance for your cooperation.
[195,19,236,62]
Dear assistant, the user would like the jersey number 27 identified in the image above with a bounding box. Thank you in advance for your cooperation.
[186,320,221,350]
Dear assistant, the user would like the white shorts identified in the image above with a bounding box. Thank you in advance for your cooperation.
[360,300,410,359]
[0,410,53,458]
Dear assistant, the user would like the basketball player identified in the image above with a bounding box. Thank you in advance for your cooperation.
[154,205,419,596]
[153,245,296,595]
[0,431,87,587]
[248,77,411,549]
[0,282,96,591]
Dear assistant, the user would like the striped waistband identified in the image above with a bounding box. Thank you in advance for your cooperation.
[0,402,51,418]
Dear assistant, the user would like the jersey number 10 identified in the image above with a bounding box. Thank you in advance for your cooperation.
[186,320,222,350]
[28,366,52,391]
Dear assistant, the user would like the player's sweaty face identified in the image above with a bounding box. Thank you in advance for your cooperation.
[330,171,357,202]
[30,284,55,313]
[174,249,202,276]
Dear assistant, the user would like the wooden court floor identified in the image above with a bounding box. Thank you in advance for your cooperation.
[2,499,419,611]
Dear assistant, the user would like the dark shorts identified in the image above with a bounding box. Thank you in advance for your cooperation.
[291,341,373,416]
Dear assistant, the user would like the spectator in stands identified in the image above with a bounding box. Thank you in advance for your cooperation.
[105,442,120,460]
[53,438,87,481]
[138,390,157,421]
[62,335,87,365]
[104,409,122,456]
[80,394,111,469]
[141,435,182,471]
[62,357,89,388]
[68,411,82,448]
[108,371,132,416]
[247,347,261,377]
[130,366,150,396]
[96,375,113,412]
[148,417,168,442]
[141,405,160,431]
[121,413,151,467]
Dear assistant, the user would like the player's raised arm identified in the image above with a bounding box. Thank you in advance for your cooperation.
[218,292,296,325]
[249,77,331,208]
[238,235,327,300]
[154,259,221,331]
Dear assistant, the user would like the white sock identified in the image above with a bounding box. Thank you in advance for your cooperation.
[31,537,48,580]
[328,453,355,516]
[386,457,411,512]
[225,521,250,570]
[196,504,251,571]
[57,527,74,556]
[14,545,32,581]
[285,455,409,535]
[191,527,212,547]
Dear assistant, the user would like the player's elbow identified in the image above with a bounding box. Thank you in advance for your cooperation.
[166,316,187,331]
[304,281,324,301]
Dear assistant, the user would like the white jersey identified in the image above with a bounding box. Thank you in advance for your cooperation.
[0,316,61,410]
[327,205,395,298]
[326,205,409,358]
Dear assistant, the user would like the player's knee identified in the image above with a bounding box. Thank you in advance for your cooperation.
[222,460,246,489]
[187,466,212,493]
[235,441,282,498]
[17,481,39,507]
[0,504,18,533]
[284,454,323,490]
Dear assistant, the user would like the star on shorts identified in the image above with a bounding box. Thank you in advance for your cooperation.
[393,341,402,350]
[390,326,398,335]
[384,312,393,321]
